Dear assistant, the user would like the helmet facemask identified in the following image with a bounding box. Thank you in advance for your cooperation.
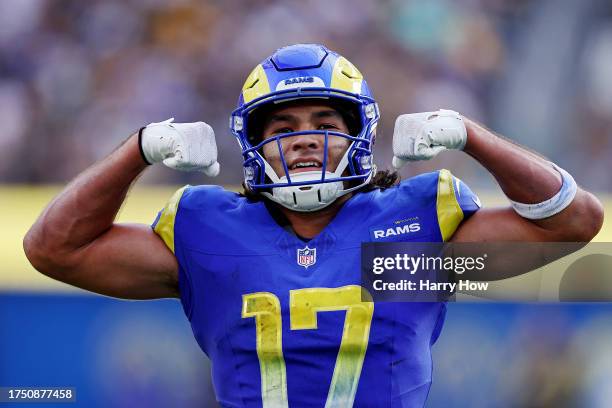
[230,44,380,212]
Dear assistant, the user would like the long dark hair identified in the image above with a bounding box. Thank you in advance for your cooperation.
[240,168,400,202]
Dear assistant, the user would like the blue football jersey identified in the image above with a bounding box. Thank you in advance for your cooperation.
[152,169,480,407]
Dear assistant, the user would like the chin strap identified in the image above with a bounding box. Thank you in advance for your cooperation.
[267,172,343,212]
[262,166,376,212]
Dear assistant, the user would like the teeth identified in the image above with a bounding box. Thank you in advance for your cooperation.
[291,162,319,170]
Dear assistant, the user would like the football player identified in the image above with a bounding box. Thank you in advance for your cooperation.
[24,44,603,407]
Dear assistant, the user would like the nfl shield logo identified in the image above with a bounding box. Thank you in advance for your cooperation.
[297,246,317,268]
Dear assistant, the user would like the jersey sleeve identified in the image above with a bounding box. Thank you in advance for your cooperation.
[151,185,189,253]
[151,185,194,319]
[452,175,481,217]
[436,169,481,241]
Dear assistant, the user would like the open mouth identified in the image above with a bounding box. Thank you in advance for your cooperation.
[288,160,323,174]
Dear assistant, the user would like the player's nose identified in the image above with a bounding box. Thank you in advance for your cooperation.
[288,131,324,152]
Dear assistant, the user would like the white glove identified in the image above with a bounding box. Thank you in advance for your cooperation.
[139,118,220,176]
[392,109,467,169]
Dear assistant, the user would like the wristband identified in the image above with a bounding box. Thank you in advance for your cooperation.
[138,126,152,165]
[509,163,577,220]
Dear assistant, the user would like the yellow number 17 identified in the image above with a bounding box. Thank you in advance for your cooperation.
[242,285,374,408]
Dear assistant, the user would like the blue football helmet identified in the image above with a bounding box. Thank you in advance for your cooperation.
[230,44,379,212]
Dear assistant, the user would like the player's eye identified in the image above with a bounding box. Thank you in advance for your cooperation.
[318,123,339,130]
[271,127,293,135]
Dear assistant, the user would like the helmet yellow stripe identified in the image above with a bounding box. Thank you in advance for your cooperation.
[242,64,271,104]
[330,56,363,94]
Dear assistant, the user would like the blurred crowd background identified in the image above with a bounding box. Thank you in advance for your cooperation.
[0,0,611,190]
[2,0,612,407]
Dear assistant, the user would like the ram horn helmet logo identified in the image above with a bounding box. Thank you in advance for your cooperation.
[297,246,317,268]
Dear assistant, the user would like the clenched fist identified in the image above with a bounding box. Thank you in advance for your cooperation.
[139,118,220,176]
[392,109,467,169]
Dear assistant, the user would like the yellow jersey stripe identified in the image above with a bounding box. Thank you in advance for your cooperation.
[153,185,188,253]
[436,169,464,241]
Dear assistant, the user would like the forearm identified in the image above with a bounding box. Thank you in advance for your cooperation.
[25,133,147,262]
[462,118,562,203]
[461,117,603,240]
[392,110,603,242]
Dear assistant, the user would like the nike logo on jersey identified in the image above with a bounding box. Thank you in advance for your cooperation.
[472,195,482,208]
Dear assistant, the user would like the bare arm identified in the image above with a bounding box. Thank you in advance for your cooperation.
[23,134,179,299]
[452,118,604,242]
